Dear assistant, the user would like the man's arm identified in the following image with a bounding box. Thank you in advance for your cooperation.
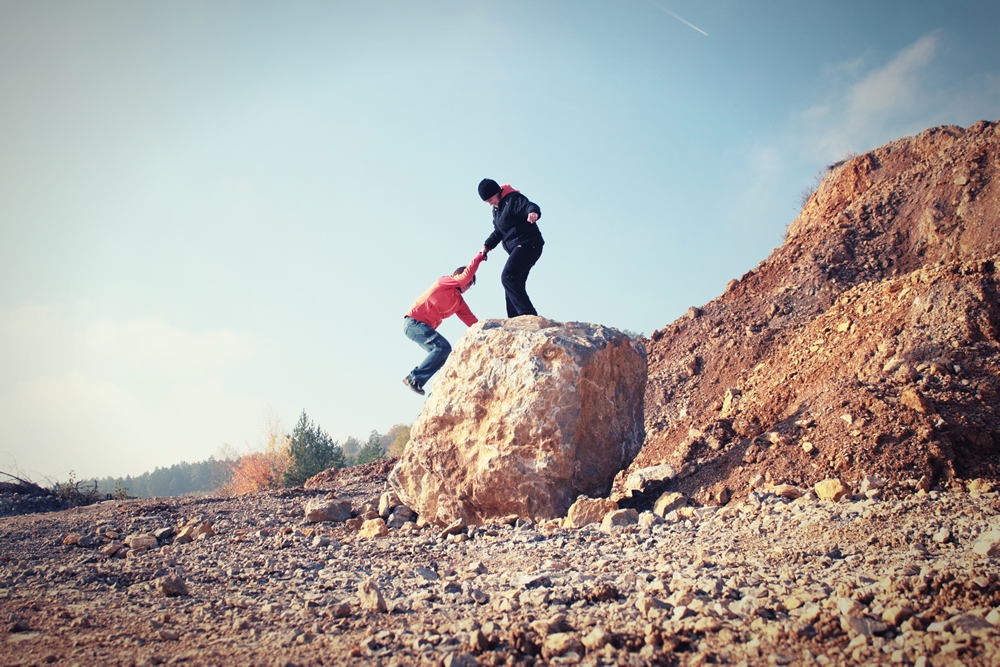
[512,194,541,224]
[484,228,502,251]
[526,199,541,224]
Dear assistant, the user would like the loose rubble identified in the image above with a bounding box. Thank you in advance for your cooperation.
[632,119,1000,506]
[1,465,998,666]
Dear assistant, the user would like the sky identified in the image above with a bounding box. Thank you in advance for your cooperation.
[2,1,998,483]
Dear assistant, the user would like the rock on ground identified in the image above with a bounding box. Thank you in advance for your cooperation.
[390,316,646,525]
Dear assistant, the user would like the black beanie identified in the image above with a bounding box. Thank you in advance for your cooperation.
[478,178,501,201]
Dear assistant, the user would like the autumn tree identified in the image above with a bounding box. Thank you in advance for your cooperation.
[386,423,411,458]
[218,412,292,495]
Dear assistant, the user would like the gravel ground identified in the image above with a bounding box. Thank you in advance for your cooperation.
[1,466,999,666]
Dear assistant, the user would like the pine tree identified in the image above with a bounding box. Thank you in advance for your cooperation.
[354,429,384,465]
[283,410,346,486]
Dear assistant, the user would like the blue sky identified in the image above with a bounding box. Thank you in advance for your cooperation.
[2,1,998,482]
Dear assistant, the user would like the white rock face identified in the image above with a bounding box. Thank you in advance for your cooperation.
[389,317,647,524]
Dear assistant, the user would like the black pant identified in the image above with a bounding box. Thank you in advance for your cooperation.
[501,242,543,317]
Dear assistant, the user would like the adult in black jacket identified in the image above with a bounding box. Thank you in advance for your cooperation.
[478,178,544,318]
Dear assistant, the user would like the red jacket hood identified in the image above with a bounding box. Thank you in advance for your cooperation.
[499,184,520,199]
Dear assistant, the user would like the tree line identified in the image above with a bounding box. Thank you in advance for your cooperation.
[92,411,411,499]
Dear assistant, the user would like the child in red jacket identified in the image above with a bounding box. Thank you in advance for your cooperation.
[402,252,485,395]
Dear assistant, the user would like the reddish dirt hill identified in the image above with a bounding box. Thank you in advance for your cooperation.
[620,119,1000,505]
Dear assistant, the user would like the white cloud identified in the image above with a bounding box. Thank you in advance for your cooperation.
[848,35,937,117]
[734,30,1000,233]
[0,305,271,481]
[802,33,942,160]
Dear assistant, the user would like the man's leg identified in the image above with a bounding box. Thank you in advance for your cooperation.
[403,317,452,388]
[501,243,543,317]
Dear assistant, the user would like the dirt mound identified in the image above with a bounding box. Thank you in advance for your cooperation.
[304,458,399,489]
[0,479,67,517]
[624,119,1000,505]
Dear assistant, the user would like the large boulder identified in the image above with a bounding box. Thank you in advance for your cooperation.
[388,317,647,524]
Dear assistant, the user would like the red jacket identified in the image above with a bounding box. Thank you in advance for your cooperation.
[405,253,485,329]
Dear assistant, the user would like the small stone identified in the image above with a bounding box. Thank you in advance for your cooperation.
[125,534,158,550]
[440,518,467,538]
[442,654,478,667]
[638,511,663,529]
[653,492,685,517]
[9,620,30,633]
[625,465,677,495]
[99,541,123,557]
[386,508,412,529]
[968,479,995,493]
[470,628,489,652]
[901,389,935,415]
[413,566,440,582]
[358,577,387,613]
[330,602,352,618]
[304,498,353,523]
[694,616,721,633]
[767,432,791,446]
[841,616,889,637]
[565,496,618,528]
[531,614,568,637]
[801,441,816,455]
[932,527,951,544]
[769,484,803,500]
[837,598,865,618]
[972,529,1000,556]
[636,595,667,618]
[542,633,585,660]
[601,509,639,533]
[582,626,613,651]
[358,518,389,539]
[378,491,402,518]
[883,358,905,373]
[859,475,886,493]
[62,533,81,546]
[882,606,914,626]
[154,576,189,597]
[815,478,850,501]
[588,583,618,602]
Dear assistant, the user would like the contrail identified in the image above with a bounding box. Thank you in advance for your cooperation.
[646,0,709,36]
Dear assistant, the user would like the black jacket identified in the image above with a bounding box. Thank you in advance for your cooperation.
[484,188,543,253]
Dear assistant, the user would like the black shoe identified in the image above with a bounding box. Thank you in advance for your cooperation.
[403,376,425,395]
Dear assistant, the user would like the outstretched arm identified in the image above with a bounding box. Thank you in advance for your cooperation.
[451,252,486,289]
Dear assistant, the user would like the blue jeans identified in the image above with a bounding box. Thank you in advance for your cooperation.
[403,317,452,388]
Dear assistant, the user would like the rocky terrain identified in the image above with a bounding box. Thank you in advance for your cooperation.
[1,462,999,666]
[629,119,1000,508]
[2,119,1000,666]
